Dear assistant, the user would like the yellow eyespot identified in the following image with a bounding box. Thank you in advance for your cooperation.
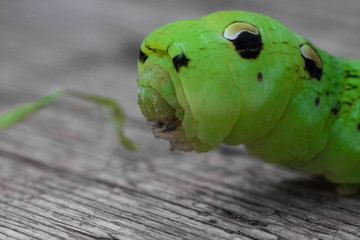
[223,22,259,40]
[300,44,322,69]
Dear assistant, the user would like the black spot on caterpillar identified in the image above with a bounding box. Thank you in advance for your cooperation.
[345,84,358,90]
[345,70,360,79]
[231,31,263,59]
[139,50,148,63]
[303,57,323,80]
[300,44,323,80]
[223,22,263,59]
[172,52,190,72]
[331,101,341,115]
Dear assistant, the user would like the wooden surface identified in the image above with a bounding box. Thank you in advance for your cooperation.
[0,0,360,239]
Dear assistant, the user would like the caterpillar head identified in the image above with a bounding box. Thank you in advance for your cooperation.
[137,11,311,152]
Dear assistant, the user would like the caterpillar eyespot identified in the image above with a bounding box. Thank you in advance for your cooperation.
[223,21,263,59]
[223,22,259,40]
[300,44,323,80]
[137,10,360,195]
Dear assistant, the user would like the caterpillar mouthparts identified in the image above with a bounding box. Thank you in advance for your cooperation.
[149,120,194,151]
[138,89,194,151]
[137,64,194,151]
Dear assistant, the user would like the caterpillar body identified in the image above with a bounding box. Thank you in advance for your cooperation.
[137,11,360,195]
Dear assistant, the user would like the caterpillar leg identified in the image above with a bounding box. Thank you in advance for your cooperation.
[0,89,137,150]
[335,183,360,196]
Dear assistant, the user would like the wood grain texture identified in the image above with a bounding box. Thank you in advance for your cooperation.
[0,0,360,239]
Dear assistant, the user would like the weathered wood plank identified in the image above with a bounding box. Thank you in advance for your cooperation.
[0,0,360,239]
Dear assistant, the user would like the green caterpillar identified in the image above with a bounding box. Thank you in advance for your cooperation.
[137,10,360,195]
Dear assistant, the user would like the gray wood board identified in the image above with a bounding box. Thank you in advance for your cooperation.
[0,0,359,239]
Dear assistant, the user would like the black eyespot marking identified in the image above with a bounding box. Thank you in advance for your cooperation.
[223,22,263,59]
[257,72,263,82]
[172,52,190,72]
[315,97,320,107]
[232,32,263,59]
[357,123,360,132]
[300,44,323,80]
[139,50,148,63]
[331,100,341,115]
[303,57,322,80]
